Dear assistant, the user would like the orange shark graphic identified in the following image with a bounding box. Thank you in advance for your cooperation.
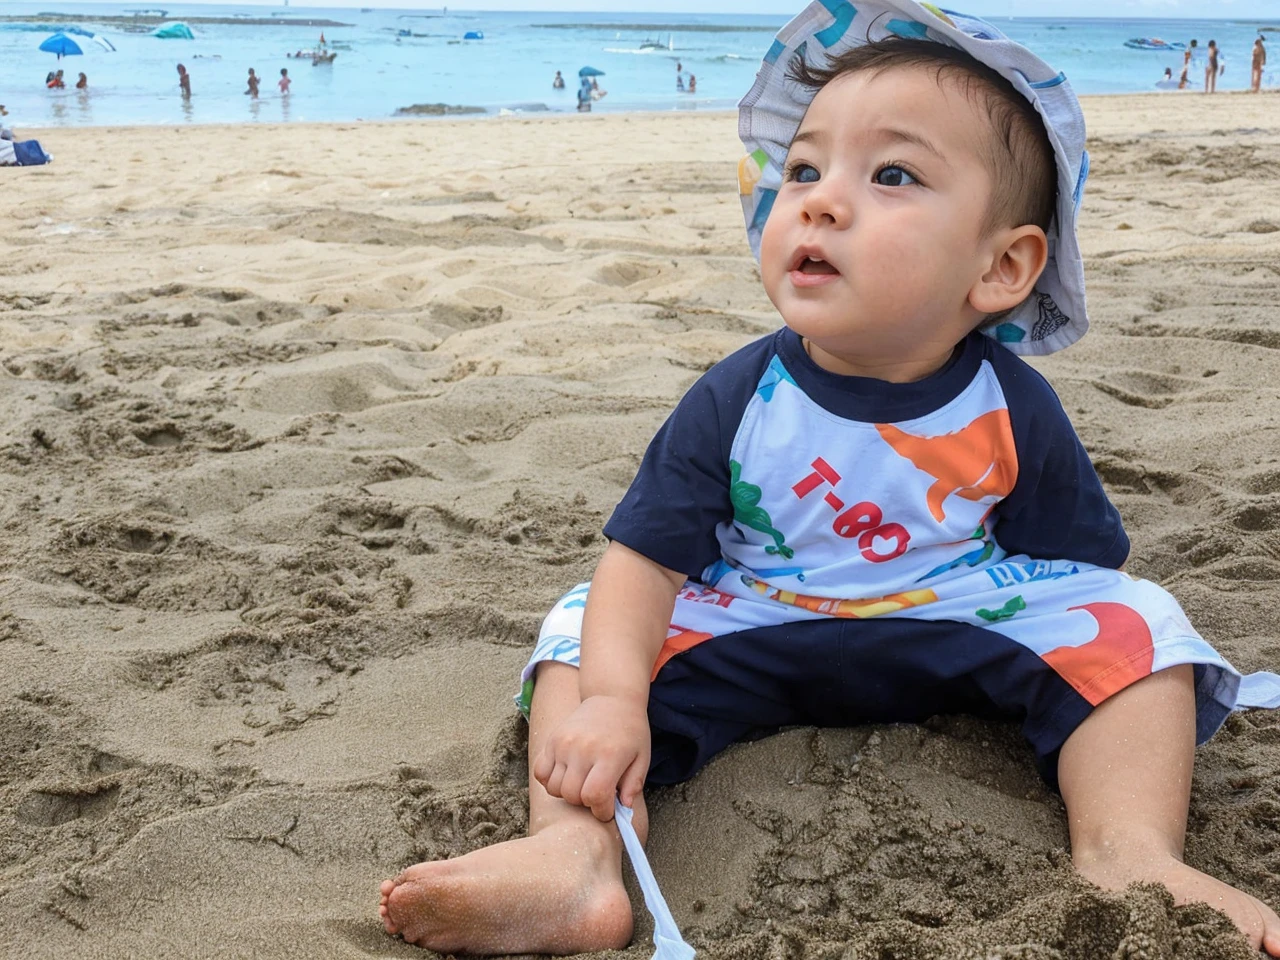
[1040,602,1155,705]
[876,409,1018,522]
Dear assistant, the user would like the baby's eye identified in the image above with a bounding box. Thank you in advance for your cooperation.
[873,164,918,187]
[785,162,820,184]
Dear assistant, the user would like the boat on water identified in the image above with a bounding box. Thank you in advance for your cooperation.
[310,50,336,64]
[1124,38,1186,51]
[639,34,674,51]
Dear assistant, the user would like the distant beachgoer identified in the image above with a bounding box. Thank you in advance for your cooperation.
[1253,37,1267,93]
[553,70,564,89]
[177,63,191,98]
[246,68,260,98]
[577,75,592,112]
[1205,40,1222,93]
[687,73,697,94]
[676,60,684,91]
[76,72,87,90]
[47,69,64,90]
[279,68,291,95]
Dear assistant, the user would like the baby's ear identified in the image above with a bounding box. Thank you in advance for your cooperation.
[969,226,1048,317]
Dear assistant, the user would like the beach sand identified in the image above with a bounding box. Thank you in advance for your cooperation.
[2,93,1279,959]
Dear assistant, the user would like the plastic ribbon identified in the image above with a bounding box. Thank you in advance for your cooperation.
[614,799,696,960]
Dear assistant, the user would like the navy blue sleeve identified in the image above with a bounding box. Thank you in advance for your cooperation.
[988,345,1130,569]
[603,332,779,580]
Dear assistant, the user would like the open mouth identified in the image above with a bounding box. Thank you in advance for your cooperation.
[795,256,839,276]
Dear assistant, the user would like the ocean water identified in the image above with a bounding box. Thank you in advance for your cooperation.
[1,3,1277,128]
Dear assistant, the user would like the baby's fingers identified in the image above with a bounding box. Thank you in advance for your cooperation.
[543,760,569,800]
[580,762,624,822]
[531,743,555,787]
[618,752,649,810]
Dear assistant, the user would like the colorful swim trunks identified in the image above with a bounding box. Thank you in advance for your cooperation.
[519,561,1280,788]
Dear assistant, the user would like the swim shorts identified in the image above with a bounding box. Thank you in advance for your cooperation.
[518,560,1275,789]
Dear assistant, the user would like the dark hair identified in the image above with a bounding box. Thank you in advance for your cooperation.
[788,38,1057,237]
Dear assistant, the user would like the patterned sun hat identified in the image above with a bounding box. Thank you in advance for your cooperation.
[738,0,1090,356]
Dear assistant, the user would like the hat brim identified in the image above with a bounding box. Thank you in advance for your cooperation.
[737,0,1089,356]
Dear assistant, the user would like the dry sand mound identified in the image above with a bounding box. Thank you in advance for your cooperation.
[1,99,1279,958]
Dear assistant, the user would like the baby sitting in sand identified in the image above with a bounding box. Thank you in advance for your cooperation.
[380,1,1280,954]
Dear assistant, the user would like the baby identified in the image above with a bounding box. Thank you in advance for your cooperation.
[379,1,1280,954]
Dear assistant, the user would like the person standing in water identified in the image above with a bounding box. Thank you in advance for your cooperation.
[553,70,565,89]
[1178,39,1197,90]
[1253,37,1267,93]
[676,60,684,91]
[75,72,87,90]
[246,68,260,99]
[177,63,191,98]
[278,68,291,95]
[1205,40,1223,94]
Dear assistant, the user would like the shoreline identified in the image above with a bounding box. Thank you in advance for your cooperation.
[15,88,1280,136]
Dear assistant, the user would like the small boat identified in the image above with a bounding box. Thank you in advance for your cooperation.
[639,34,673,51]
[311,50,337,64]
[463,30,483,40]
[1124,37,1186,51]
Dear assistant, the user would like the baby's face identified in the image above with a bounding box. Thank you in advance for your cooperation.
[760,67,1002,376]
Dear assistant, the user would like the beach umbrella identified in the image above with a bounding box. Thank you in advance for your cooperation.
[578,66,605,77]
[63,27,117,52]
[38,33,84,59]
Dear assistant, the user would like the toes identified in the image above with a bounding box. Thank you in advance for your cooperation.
[1262,921,1280,957]
[380,879,397,896]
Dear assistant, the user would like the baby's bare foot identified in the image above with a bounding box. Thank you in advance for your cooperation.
[379,820,632,954]
[1077,850,1280,956]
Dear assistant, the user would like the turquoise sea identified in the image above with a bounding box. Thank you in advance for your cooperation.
[1,3,1278,128]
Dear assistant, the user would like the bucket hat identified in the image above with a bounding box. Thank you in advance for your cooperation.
[738,0,1090,356]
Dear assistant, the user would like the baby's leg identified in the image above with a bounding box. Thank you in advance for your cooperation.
[378,662,636,954]
[1060,664,1280,956]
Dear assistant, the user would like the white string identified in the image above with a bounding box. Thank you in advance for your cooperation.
[614,799,696,960]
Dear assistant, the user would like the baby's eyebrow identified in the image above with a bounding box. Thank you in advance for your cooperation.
[791,126,949,166]
[873,127,948,165]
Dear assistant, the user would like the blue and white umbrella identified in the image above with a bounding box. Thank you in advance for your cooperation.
[64,27,118,52]
[38,33,83,59]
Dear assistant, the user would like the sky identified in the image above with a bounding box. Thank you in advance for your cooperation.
[60,0,1280,15]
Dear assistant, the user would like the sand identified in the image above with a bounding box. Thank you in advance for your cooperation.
[1,92,1279,959]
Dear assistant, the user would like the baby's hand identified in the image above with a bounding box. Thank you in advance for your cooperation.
[533,695,650,822]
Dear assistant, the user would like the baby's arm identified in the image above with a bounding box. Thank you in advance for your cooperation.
[532,541,685,821]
